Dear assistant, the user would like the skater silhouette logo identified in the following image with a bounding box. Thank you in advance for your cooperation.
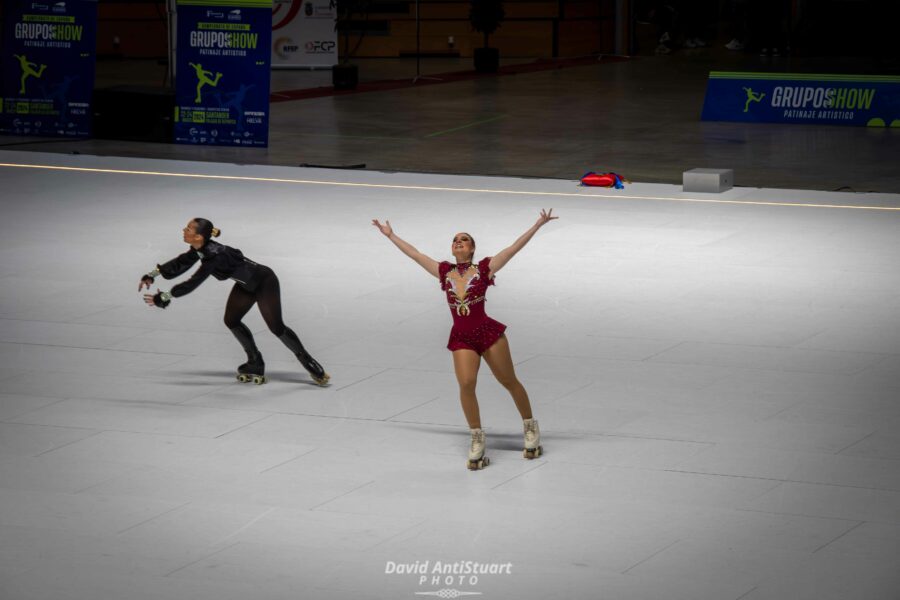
[13,54,48,95]
[188,62,223,103]
[742,87,766,113]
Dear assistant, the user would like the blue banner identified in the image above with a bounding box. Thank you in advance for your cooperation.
[1,0,98,137]
[174,0,273,147]
[701,72,900,128]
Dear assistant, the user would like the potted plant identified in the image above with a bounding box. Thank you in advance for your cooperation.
[469,0,505,72]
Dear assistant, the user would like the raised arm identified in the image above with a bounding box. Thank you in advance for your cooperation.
[372,219,440,278]
[488,209,558,274]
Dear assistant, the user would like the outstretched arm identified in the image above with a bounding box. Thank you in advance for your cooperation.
[488,209,558,275]
[137,249,200,291]
[141,260,215,309]
[372,219,440,278]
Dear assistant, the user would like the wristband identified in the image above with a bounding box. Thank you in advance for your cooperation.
[153,291,172,308]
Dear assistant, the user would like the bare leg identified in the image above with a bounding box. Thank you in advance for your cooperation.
[452,349,482,429]
[482,334,533,420]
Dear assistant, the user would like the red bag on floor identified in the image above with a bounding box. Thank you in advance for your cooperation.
[580,172,627,189]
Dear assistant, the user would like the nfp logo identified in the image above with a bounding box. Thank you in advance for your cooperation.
[30,3,49,10]
[274,37,299,58]
[205,10,224,18]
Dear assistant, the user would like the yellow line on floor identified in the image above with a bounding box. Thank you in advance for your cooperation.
[2,161,898,212]
[425,114,509,138]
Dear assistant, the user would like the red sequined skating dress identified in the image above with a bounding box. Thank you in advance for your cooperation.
[439,257,507,355]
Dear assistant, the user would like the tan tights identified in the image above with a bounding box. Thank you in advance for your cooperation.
[452,334,533,429]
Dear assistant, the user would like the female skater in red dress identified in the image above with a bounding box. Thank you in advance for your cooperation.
[372,209,558,469]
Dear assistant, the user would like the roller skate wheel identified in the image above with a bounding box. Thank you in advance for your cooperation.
[523,446,543,459]
[314,373,331,387]
[252,375,266,385]
[467,456,489,470]
[237,374,250,383]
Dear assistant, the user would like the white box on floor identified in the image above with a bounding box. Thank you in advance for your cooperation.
[683,168,734,193]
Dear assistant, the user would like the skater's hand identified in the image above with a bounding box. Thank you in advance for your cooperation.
[488,209,558,275]
[372,219,393,237]
[138,275,154,292]
[143,290,171,308]
[535,208,558,228]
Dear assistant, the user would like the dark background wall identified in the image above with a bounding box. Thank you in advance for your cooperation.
[86,0,617,59]
[0,0,896,66]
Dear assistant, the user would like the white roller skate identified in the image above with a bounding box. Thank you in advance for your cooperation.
[467,428,489,470]
[523,418,543,459]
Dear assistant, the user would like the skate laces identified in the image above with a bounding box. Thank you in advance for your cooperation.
[470,429,484,447]
[524,420,539,444]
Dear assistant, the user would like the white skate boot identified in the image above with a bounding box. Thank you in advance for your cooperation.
[467,428,489,470]
[523,418,543,459]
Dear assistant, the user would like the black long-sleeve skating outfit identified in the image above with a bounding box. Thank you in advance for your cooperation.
[150,240,329,385]
[158,240,266,298]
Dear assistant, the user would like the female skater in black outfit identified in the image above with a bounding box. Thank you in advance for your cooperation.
[140,218,329,386]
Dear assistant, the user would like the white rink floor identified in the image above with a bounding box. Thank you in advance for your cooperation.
[1,150,900,600]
